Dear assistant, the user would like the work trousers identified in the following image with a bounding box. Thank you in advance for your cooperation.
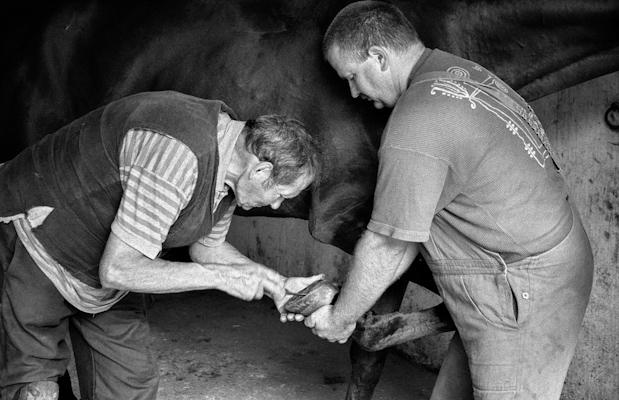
[0,223,159,400]
[428,206,594,400]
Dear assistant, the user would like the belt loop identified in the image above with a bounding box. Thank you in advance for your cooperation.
[498,254,508,273]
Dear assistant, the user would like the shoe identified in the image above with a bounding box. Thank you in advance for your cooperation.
[16,381,59,400]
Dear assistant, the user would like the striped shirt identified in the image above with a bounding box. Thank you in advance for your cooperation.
[111,112,243,258]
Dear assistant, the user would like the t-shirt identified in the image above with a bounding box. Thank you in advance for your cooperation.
[367,49,572,262]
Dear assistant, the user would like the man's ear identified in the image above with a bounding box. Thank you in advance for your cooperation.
[368,46,388,72]
[250,161,274,183]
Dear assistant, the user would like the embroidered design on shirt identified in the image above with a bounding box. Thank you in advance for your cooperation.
[429,66,554,168]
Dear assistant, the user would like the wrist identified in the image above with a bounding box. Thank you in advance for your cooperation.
[332,302,359,326]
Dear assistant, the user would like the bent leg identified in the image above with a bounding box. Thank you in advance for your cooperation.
[71,293,159,400]
[0,233,72,399]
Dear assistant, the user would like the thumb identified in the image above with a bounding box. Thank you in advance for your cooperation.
[306,273,325,284]
[307,274,325,283]
[262,277,285,300]
[304,313,316,328]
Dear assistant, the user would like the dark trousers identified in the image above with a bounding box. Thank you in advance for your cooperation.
[0,223,159,400]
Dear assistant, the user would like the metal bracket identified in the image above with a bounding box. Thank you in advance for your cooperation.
[605,101,619,131]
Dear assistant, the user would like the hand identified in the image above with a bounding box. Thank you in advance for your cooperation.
[275,274,325,322]
[304,305,356,344]
[221,264,285,302]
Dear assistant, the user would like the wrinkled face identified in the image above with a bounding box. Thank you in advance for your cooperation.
[235,168,313,211]
[326,45,398,109]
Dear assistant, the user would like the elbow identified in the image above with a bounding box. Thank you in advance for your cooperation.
[188,242,202,263]
[99,260,126,289]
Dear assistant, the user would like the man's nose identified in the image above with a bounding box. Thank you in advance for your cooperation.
[349,81,360,98]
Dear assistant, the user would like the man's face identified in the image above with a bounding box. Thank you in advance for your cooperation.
[326,45,398,109]
[235,167,313,211]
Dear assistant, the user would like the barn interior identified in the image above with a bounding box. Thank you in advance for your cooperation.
[2,1,618,400]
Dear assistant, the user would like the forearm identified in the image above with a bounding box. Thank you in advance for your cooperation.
[100,233,284,298]
[102,256,251,294]
[189,240,257,266]
[332,230,418,324]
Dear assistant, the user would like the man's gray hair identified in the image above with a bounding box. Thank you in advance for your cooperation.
[323,1,421,62]
[243,115,319,186]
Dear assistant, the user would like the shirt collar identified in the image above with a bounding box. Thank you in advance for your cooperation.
[214,112,245,209]
[406,48,434,89]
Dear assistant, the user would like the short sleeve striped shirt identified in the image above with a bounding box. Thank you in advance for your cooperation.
[111,127,233,259]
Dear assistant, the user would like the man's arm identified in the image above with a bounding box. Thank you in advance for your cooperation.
[99,232,285,301]
[190,240,326,316]
[189,240,257,265]
[305,229,419,342]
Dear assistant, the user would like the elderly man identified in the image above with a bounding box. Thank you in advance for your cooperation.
[306,2,594,399]
[0,90,320,400]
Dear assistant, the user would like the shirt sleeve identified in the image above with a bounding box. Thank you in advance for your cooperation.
[196,202,236,247]
[367,146,449,242]
[111,128,198,259]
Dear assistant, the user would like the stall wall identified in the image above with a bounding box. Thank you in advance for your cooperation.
[226,71,619,399]
[532,71,618,399]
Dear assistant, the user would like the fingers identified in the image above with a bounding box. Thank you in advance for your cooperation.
[279,312,305,323]
[303,305,355,344]
[286,313,303,322]
[304,313,316,328]
[276,274,329,317]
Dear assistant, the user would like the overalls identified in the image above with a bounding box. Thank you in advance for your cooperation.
[425,203,593,399]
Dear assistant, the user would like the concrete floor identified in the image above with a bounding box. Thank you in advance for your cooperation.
[146,290,438,400]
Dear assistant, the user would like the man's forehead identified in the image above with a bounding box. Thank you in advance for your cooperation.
[327,46,352,73]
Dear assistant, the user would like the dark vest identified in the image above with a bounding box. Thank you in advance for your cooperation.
[0,91,236,287]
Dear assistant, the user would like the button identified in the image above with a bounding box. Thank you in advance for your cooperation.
[522,292,530,300]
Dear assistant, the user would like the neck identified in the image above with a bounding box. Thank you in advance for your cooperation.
[224,132,249,192]
[393,43,426,95]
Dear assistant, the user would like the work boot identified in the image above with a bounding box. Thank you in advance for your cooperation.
[15,381,59,400]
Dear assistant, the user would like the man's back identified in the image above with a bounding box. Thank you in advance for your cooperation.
[371,49,572,261]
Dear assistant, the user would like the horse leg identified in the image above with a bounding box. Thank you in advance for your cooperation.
[345,274,409,400]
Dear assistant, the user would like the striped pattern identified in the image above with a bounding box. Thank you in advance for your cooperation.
[198,203,236,247]
[112,129,198,258]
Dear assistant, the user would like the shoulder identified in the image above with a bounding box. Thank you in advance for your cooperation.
[120,129,199,181]
[384,80,467,140]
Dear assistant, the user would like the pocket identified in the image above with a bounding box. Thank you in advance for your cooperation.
[458,272,519,330]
